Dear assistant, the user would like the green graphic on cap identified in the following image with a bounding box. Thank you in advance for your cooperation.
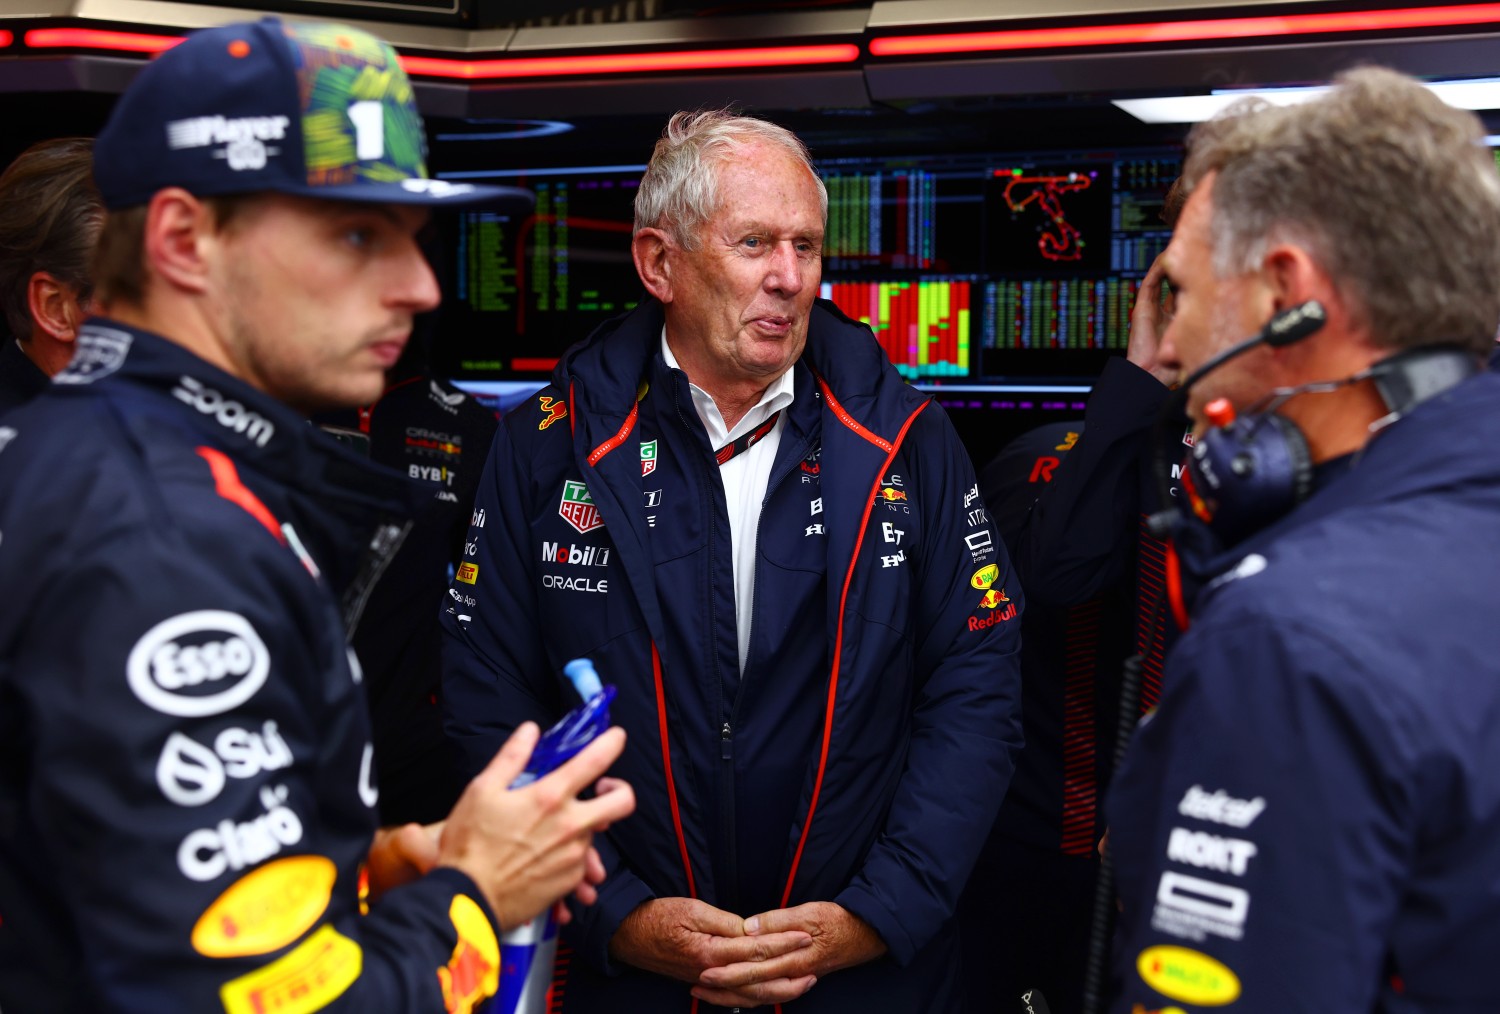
[280,21,429,187]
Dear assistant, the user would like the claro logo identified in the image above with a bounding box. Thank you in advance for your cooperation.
[127,610,270,718]
[172,376,275,447]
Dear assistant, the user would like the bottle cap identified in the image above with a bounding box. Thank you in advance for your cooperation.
[563,658,603,700]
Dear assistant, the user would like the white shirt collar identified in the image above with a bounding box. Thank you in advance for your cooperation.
[661,328,796,448]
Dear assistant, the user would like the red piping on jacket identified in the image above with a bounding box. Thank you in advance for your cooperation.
[1165,538,1191,634]
[816,380,894,454]
[779,385,929,910]
[651,642,698,900]
[195,447,285,545]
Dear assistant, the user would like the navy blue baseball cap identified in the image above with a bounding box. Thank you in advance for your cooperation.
[94,17,528,210]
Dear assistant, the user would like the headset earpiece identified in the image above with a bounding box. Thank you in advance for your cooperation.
[1180,400,1313,545]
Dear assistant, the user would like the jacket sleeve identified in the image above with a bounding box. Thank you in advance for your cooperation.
[1013,356,1173,607]
[835,408,1026,965]
[439,409,654,976]
[8,525,505,1012]
[1106,605,1416,1012]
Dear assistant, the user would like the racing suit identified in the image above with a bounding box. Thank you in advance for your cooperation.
[1107,366,1500,1011]
[0,335,49,416]
[0,320,504,1012]
[442,298,1024,1011]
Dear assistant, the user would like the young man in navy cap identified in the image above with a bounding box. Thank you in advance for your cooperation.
[0,18,633,1011]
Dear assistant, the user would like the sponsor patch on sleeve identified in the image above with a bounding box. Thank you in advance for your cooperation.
[127,610,270,719]
[193,855,336,958]
[438,895,499,1014]
[456,563,479,585]
[219,923,361,1014]
[1136,945,1240,1006]
[537,395,568,431]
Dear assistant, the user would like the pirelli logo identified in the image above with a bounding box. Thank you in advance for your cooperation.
[456,563,479,585]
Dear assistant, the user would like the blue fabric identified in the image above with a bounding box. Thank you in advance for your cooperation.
[0,336,49,417]
[0,320,500,1011]
[441,297,1024,1012]
[1108,367,1500,1012]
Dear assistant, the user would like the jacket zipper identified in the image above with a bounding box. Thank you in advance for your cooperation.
[722,431,815,908]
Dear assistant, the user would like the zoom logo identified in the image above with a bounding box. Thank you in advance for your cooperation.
[127,610,270,718]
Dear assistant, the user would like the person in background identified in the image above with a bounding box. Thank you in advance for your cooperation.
[960,179,1187,1014]
[0,137,102,413]
[337,323,502,826]
[1108,67,1500,1011]
[959,419,1135,1014]
[1012,178,1189,718]
[442,108,1023,1011]
[0,18,633,1011]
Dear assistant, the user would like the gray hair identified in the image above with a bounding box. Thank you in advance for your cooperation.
[1182,66,1500,357]
[633,109,828,250]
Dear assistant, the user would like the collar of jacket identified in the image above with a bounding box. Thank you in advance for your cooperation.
[60,318,426,607]
[552,297,928,450]
[1177,367,1500,605]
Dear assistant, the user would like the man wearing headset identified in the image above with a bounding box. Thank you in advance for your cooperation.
[1107,68,1500,1012]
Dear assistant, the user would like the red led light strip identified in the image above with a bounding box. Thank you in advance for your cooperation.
[23,6,1500,75]
[21,29,856,78]
[25,27,182,52]
[399,43,859,79]
[0,31,13,47]
[868,3,1500,56]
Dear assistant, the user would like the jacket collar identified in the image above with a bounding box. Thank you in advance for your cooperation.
[555,297,926,447]
[61,319,424,612]
[1177,368,1500,594]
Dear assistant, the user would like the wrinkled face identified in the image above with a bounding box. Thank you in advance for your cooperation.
[665,144,824,389]
[211,194,439,412]
[1158,174,1279,431]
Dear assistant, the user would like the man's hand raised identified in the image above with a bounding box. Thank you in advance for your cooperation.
[1127,252,1179,387]
[437,722,635,930]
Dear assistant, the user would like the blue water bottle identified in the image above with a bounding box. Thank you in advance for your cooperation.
[496,658,616,1014]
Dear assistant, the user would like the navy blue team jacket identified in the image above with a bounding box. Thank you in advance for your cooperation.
[0,321,505,1012]
[441,298,1024,1012]
[1015,356,1191,709]
[1107,366,1500,1012]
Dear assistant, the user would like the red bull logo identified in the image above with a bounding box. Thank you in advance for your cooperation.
[877,488,907,502]
[978,587,1011,610]
[438,896,499,1014]
[537,396,568,431]
[969,602,1018,630]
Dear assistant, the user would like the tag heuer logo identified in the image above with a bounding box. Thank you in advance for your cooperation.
[640,439,658,476]
[559,480,605,534]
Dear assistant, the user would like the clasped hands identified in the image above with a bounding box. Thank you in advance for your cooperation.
[610,896,888,1008]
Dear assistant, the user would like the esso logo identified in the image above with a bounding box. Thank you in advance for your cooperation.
[127,611,270,717]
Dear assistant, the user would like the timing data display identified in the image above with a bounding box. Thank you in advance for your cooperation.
[817,149,1178,381]
[438,168,646,378]
[433,147,1180,386]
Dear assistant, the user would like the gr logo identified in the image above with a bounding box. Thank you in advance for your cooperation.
[127,610,270,718]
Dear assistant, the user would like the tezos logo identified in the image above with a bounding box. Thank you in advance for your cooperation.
[127,610,270,718]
